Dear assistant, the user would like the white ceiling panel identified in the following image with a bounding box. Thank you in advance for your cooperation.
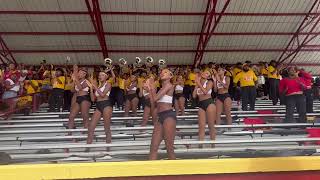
[100,0,206,12]
[202,52,278,64]
[14,53,103,65]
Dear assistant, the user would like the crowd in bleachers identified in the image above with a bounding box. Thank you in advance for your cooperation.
[0,60,317,116]
[0,59,317,159]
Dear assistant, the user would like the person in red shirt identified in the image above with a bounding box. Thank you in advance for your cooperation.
[299,69,313,113]
[3,63,20,80]
[279,66,306,123]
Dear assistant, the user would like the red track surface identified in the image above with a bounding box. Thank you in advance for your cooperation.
[87,171,320,180]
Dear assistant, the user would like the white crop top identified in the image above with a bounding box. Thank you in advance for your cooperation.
[197,80,212,95]
[157,94,173,104]
[143,90,149,97]
[6,79,20,92]
[127,83,137,91]
[75,80,89,92]
[217,76,226,89]
[175,85,183,91]
[95,83,110,97]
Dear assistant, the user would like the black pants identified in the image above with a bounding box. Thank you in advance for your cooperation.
[269,78,279,105]
[183,85,196,108]
[241,86,256,111]
[49,88,64,112]
[233,86,241,101]
[110,87,124,109]
[63,90,73,111]
[264,77,269,97]
[285,94,306,123]
[304,89,313,113]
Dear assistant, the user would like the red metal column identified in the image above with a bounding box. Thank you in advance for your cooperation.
[277,0,320,64]
[85,0,109,58]
[0,35,16,65]
[193,0,231,67]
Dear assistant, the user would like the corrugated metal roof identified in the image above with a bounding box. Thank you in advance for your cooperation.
[0,0,320,73]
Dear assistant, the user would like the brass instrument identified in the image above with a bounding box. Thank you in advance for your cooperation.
[134,57,142,68]
[158,59,166,69]
[104,58,113,71]
[145,56,154,68]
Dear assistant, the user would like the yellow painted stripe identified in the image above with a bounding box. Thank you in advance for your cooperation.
[1,156,320,180]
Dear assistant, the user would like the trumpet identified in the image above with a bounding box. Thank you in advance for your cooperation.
[134,57,142,68]
[158,59,166,69]
[104,58,113,71]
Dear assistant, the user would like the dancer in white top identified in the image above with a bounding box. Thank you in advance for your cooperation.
[86,69,113,151]
[147,68,176,160]
[214,66,232,126]
[68,65,91,132]
[173,75,185,116]
[192,69,216,148]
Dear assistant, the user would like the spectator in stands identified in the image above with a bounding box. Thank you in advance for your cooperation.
[2,73,20,119]
[279,66,306,123]
[3,63,20,81]
[48,68,65,112]
[234,63,257,111]
[268,60,281,105]
[298,69,313,113]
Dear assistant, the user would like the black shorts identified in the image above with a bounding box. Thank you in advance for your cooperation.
[216,93,231,102]
[96,100,112,113]
[126,93,138,101]
[158,109,177,124]
[174,93,184,100]
[198,98,214,111]
[143,97,151,108]
[76,95,91,104]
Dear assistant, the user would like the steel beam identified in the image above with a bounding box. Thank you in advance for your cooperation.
[7,48,320,53]
[2,10,320,16]
[193,0,231,67]
[0,35,16,65]
[85,0,108,58]
[277,0,320,64]
[3,31,320,36]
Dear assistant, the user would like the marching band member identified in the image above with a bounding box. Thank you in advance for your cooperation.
[234,63,257,111]
[48,68,65,112]
[124,74,139,126]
